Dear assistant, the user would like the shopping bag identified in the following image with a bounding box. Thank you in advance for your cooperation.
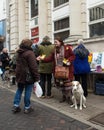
[0,68,3,74]
[33,82,43,97]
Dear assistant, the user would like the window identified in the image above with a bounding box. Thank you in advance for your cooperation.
[54,30,69,41]
[89,5,104,37]
[89,22,104,37]
[54,0,68,8]
[89,7,104,21]
[31,0,38,18]
[54,17,69,40]
[54,17,69,31]
[34,17,38,25]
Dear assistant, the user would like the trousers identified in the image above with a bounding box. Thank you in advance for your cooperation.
[13,83,33,109]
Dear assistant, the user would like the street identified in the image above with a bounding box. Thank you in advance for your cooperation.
[0,80,104,130]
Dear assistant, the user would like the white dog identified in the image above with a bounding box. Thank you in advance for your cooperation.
[70,81,86,110]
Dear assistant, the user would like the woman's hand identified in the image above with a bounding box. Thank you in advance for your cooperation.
[36,56,41,61]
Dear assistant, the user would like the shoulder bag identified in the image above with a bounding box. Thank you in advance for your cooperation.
[54,47,69,79]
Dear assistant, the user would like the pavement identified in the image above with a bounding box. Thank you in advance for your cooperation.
[0,80,104,130]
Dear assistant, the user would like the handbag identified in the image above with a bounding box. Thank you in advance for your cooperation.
[54,66,69,79]
[23,58,34,84]
[25,68,34,84]
[54,47,69,79]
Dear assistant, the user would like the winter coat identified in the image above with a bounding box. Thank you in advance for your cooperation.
[73,44,90,74]
[38,41,55,74]
[16,46,40,84]
[0,52,10,69]
[43,45,75,80]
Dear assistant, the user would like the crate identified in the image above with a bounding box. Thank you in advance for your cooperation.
[95,83,104,95]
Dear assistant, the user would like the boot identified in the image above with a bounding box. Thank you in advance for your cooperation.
[67,96,73,105]
[12,77,16,85]
[59,95,66,103]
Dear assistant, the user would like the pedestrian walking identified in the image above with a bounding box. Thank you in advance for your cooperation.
[12,38,40,114]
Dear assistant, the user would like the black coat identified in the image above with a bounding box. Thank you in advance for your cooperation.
[0,52,10,69]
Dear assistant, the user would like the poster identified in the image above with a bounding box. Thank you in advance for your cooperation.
[91,52,104,69]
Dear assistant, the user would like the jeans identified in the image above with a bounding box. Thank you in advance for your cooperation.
[13,83,33,109]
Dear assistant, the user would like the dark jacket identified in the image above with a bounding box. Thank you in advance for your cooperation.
[16,46,40,84]
[0,52,10,69]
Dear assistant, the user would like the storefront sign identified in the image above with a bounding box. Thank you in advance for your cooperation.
[32,37,39,43]
[31,27,39,37]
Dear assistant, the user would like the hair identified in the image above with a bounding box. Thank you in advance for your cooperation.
[54,36,64,46]
[43,36,50,42]
[20,39,33,48]
[2,48,8,53]
[77,39,84,45]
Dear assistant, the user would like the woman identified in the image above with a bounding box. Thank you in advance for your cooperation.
[37,37,75,103]
[73,39,90,97]
[12,39,40,114]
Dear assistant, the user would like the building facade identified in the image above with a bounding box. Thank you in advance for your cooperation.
[52,0,87,41]
[1,0,104,52]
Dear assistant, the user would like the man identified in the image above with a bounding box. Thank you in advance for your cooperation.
[37,36,54,98]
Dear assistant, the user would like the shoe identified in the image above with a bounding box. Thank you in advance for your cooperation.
[46,95,54,99]
[59,95,66,103]
[24,107,34,114]
[67,97,73,105]
[40,96,46,99]
[12,106,21,113]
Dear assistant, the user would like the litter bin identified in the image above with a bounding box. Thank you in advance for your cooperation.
[95,79,104,95]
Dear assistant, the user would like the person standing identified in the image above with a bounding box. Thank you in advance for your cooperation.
[37,36,54,98]
[0,48,10,80]
[37,36,75,103]
[73,39,90,97]
[12,39,40,114]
